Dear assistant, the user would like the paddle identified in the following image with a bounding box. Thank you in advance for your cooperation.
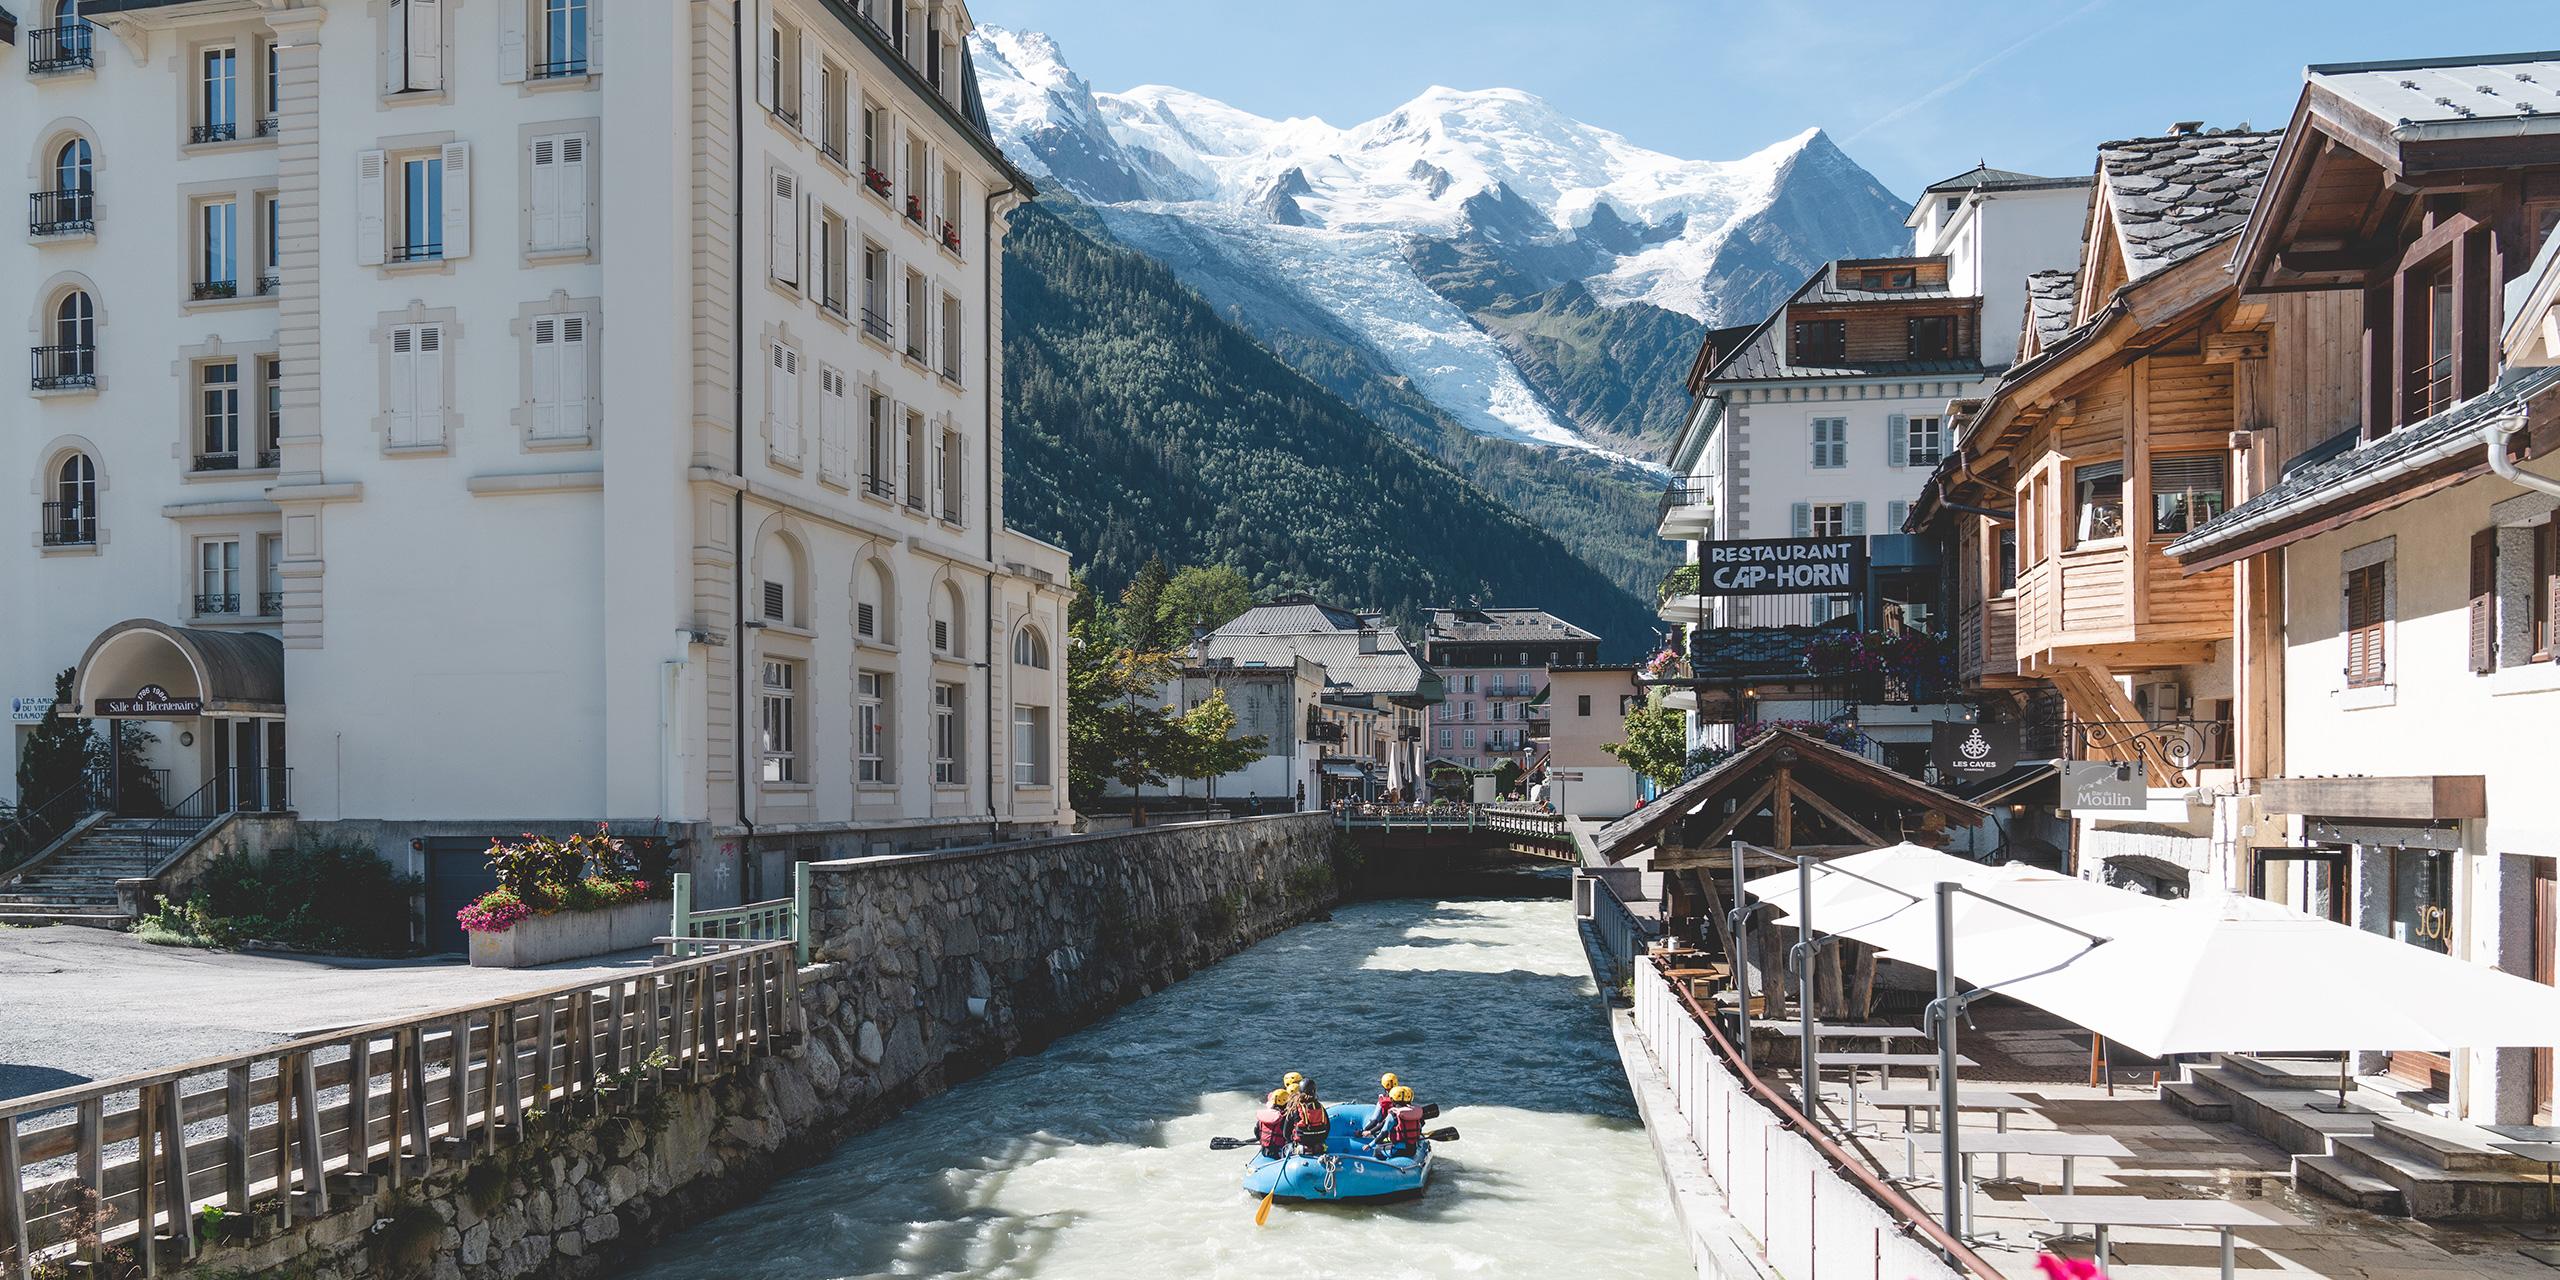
[1255,1155,1290,1227]
[1426,1127,1459,1142]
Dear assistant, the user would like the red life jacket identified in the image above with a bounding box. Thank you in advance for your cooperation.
[1385,1103,1426,1146]
[1294,1100,1331,1152]
[1255,1107,1292,1154]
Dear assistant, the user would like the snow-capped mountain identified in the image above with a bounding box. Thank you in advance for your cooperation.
[972,27,1913,464]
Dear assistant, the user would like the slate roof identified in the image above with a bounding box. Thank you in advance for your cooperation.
[1705,263,1989,383]
[2024,270,2080,351]
[2166,364,2560,562]
[2307,52,2560,143]
[2096,131,2280,280]
[1423,608,1600,645]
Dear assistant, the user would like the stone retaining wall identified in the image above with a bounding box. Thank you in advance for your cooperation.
[185,814,1339,1280]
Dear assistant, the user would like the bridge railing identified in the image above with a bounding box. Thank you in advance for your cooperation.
[1330,803,1570,845]
[0,941,797,1278]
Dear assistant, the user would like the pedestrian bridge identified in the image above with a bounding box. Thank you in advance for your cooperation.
[1330,803,1578,862]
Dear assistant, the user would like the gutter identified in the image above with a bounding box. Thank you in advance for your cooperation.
[730,3,757,858]
[980,178,1015,827]
[2486,406,2560,500]
[2166,416,2493,563]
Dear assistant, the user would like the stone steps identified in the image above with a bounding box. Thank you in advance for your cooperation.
[2159,1078,2231,1122]
[0,908,131,929]
[2293,1153,2408,1215]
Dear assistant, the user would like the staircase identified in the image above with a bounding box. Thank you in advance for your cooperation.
[0,818,179,928]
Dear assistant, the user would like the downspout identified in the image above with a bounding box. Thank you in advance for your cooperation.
[2485,405,2560,500]
[982,177,1014,828]
[730,2,755,859]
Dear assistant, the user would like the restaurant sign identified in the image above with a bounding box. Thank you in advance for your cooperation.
[1695,537,1867,596]
[1930,720,2017,785]
[94,684,202,717]
[2061,760,2147,813]
[9,696,52,724]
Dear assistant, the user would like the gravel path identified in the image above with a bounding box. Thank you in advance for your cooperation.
[0,925,654,1102]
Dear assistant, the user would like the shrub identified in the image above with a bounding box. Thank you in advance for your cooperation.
[457,889,532,934]
[136,838,418,955]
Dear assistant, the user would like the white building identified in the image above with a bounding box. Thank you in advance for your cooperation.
[1,0,1068,934]
[1194,597,1443,799]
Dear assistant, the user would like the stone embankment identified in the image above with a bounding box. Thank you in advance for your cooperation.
[171,814,1341,1280]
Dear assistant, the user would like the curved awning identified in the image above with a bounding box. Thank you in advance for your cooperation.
[70,620,284,718]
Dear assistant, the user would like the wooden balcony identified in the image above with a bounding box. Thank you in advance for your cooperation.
[1957,595,2021,686]
[2014,541,2226,675]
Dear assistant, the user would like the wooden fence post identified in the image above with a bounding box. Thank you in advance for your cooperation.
[295,1052,327,1214]
[223,1066,251,1210]
[160,1081,193,1261]
[0,1116,29,1280]
[791,862,812,964]
[670,872,693,948]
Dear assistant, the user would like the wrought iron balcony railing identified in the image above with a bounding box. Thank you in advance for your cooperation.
[190,122,240,146]
[194,592,242,617]
[1658,478,1714,520]
[255,116,280,138]
[31,345,97,391]
[864,475,896,501]
[192,279,239,301]
[29,189,94,236]
[257,446,281,469]
[389,241,442,264]
[194,450,241,472]
[258,591,284,616]
[533,57,589,80]
[861,307,892,342]
[28,22,94,74]
[256,273,282,296]
[41,502,95,547]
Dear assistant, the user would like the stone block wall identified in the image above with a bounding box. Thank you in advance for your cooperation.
[180,814,1339,1280]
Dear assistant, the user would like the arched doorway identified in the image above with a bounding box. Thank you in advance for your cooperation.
[71,621,286,815]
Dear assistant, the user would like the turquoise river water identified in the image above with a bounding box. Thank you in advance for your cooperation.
[622,895,1691,1279]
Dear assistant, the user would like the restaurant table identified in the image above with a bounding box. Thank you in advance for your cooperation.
[1865,1089,2032,1178]
[1816,1052,1978,1130]
[2021,1194,2297,1280]
[1902,1132,2133,1238]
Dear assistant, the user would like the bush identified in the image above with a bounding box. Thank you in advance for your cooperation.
[137,838,419,955]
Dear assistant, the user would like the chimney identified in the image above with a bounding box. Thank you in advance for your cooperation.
[2166,120,2205,137]
[1359,629,1380,654]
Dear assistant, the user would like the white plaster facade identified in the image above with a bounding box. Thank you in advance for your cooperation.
[2,0,1068,882]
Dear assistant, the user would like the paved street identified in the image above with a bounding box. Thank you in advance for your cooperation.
[0,926,653,1101]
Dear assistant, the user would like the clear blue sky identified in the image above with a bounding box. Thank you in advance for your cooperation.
[978,0,2549,197]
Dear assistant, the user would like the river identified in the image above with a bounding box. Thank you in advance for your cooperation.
[623,895,1692,1279]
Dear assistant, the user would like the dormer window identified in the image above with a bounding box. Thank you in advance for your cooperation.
[1907,314,1955,360]
[1854,267,1917,291]
[1791,319,1847,365]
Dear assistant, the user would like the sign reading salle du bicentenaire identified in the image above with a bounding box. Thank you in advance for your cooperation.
[1696,537,1868,596]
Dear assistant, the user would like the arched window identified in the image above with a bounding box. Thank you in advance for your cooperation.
[53,138,91,193]
[37,139,92,233]
[48,453,96,546]
[39,291,96,387]
[855,558,893,641]
[756,532,805,628]
[1012,625,1048,669]
[932,582,964,656]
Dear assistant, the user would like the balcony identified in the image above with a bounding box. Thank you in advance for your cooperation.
[864,475,895,501]
[1957,595,2019,685]
[388,241,443,264]
[41,502,95,548]
[29,189,94,236]
[861,307,892,343]
[191,279,239,302]
[194,592,241,617]
[31,345,96,391]
[258,591,284,617]
[28,22,94,74]
[190,122,240,146]
[1658,477,1714,539]
[532,57,589,80]
[193,450,241,473]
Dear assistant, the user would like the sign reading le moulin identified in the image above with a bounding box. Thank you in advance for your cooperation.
[2062,761,2148,813]
[1697,537,1868,597]
[94,684,202,717]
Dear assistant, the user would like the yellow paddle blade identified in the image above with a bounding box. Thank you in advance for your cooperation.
[1255,1188,1276,1226]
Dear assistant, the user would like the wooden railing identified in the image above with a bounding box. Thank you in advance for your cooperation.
[0,941,798,1278]
[667,863,809,964]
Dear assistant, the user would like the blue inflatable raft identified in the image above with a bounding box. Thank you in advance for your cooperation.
[1241,1102,1433,1201]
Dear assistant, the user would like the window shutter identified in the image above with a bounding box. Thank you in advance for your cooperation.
[356,150,387,265]
[1887,413,1908,467]
[767,345,786,454]
[407,0,441,91]
[770,171,798,285]
[558,134,589,250]
[757,20,776,108]
[439,141,471,258]
[1888,500,1909,533]
[800,37,821,139]
[530,317,561,438]
[586,0,601,69]
[389,326,417,441]
[497,0,525,82]
[558,314,589,437]
[1791,502,1811,537]
[1845,501,1868,536]
[2471,528,2498,674]
[858,602,876,638]
[763,580,785,621]
[416,325,445,443]
[821,368,849,479]
[529,137,560,249]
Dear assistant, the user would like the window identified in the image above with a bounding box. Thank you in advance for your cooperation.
[528,133,589,253]
[39,139,93,232]
[758,660,801,783]
[903,135,927,225]
[1491,702,1506,722]
[537,0,588,77]
[261,40,280,131]
[818,366,850,481]
[2416,264,2455,421]
[198,360,241,469]
[769,170,800,287]
[861,100,888,189]
[197,46,238,142]
[939,293,963,381]
[865,391,894,498]
[196,199,238,297]
[1438,728,1452,749]
[39,291,96,389]
[261,358,282,466]
[820,60,849,163]
[2073,461,2125,543]
[1996,526,2018,593]
[939,165,964,252]
[818,210,849,314]
[766,343,802,462]
[1462,727,1477,749]
[858,671,891,783]
[904,409,927,511]
[1576,694,1591,716]
[1811,417,1846,469]
[47,454,96,546]
[197,538,241,615]
[1907,314,1955,361]
[389,0,441,93]
[398,154,445,261]
[1460,675,1474,693]
[260,196,281,293]
[932,584,961,655]
[1809,503,1847,538]
[258,534,283,616]
[932,682,963,785]
[1013,705,1050,787]
[1487,673,1505,695]
[765,19,803,125]
[2470,528,2499,675]
[386,323,446,447]
[2345,561,2388,688]
[528,314,591,442]
[2150,454,2227,536]
[936,427,962,521]
[1904,415,1943,467]
[861,241,890,339]
[2538,518,2560,663]
[1014,627,1049,669]
[356,146,469,266]
[1791,319,1846,365]
[903,269,926,361]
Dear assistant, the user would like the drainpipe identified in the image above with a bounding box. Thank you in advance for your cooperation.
[2485,406,2560,500]
[982,178,1015,830]
[730,3,756,863]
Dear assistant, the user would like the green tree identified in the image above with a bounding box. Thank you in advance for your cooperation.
[14,668,92,804]
[1605,689,1692,790]
[1117,557,1174,650]
[1066,625,1181,805]
[1155,564,1256,646]
[1160,689,1267,794]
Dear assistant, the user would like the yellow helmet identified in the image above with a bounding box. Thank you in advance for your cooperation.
[1282,1071,1304,1088]
[1391,1086,1414,1103]
[1380,1072,1400,1089]
[1267,1088,1290,1106]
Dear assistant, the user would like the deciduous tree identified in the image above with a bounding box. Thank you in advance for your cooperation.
[1604,688,1690,790]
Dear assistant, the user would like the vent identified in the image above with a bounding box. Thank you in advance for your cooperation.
[763,580,785,621]
[934,619,950,652]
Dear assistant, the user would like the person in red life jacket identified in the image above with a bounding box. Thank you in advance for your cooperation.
[1291,1082,1332,1157]
[1254,1088,1296,1159]
[1360,1072,1402,1140]
[1375,1085,1427,1160]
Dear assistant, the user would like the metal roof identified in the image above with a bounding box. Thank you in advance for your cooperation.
[1422,608,1601,645]
[1704,263,1989,384]
[2306,52,2560,142]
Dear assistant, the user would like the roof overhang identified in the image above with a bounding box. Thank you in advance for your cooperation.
[70,620,284,718]
[1959,249,2235,462]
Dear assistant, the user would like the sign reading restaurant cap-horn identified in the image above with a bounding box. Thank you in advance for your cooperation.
[1930,719,2017,784]
[1695,536,1868,597]
[93,683,204,717]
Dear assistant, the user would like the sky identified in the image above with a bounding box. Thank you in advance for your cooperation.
[974,0,2552,198]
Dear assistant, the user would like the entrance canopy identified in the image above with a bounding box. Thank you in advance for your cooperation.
[70,620,283,718]
[1746,844,2560,1057]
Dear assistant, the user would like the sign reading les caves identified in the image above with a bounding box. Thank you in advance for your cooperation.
[1695,537,1867,597]
[1931,720,2017,784]
[94,684,202,717]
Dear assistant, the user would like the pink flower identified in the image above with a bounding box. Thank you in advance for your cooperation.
[2033,1256,2104,1280]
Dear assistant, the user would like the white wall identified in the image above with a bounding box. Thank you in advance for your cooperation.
[1935,186,2091,369]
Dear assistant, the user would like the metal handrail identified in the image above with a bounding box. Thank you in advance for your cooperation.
[27,21,94,73]
[189,121,240,145]
[40,501,95,546]
[0,777,103,864]
[30,345,97,391]
[28,189,94,236]
[1657,478,1713,519]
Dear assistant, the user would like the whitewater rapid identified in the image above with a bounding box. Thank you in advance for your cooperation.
[620,896,1690,1279]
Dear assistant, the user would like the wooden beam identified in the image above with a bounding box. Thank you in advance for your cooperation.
[1784,778,1887,848]
[1771,760,1794,851]
[2257,774,2487,820]
[1690,774,1781,852]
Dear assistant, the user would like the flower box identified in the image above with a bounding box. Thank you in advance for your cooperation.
[468,899,664,968]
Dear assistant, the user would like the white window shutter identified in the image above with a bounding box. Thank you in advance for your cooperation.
[1791,502,1811,537]
[586,0,602,69]
[389,326,417,440]
[1888,499,1909,533]
[357,150,387,265]
[767,345,786,452]
[770,172,798,286]
[800,39,820,139]
[822,370,849,479]
[559,134,589,250]
[497,0,525,82]
[1845,501,1867,536]
[418,325,446,442]
[559,314,590,437]
[1887,413,1908,468]
[407,0,441,91]
[784,350,803,459]
[757,21,776,109]
[440,141,471,258]
[529,137,560,250]
[530,317,561,438]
